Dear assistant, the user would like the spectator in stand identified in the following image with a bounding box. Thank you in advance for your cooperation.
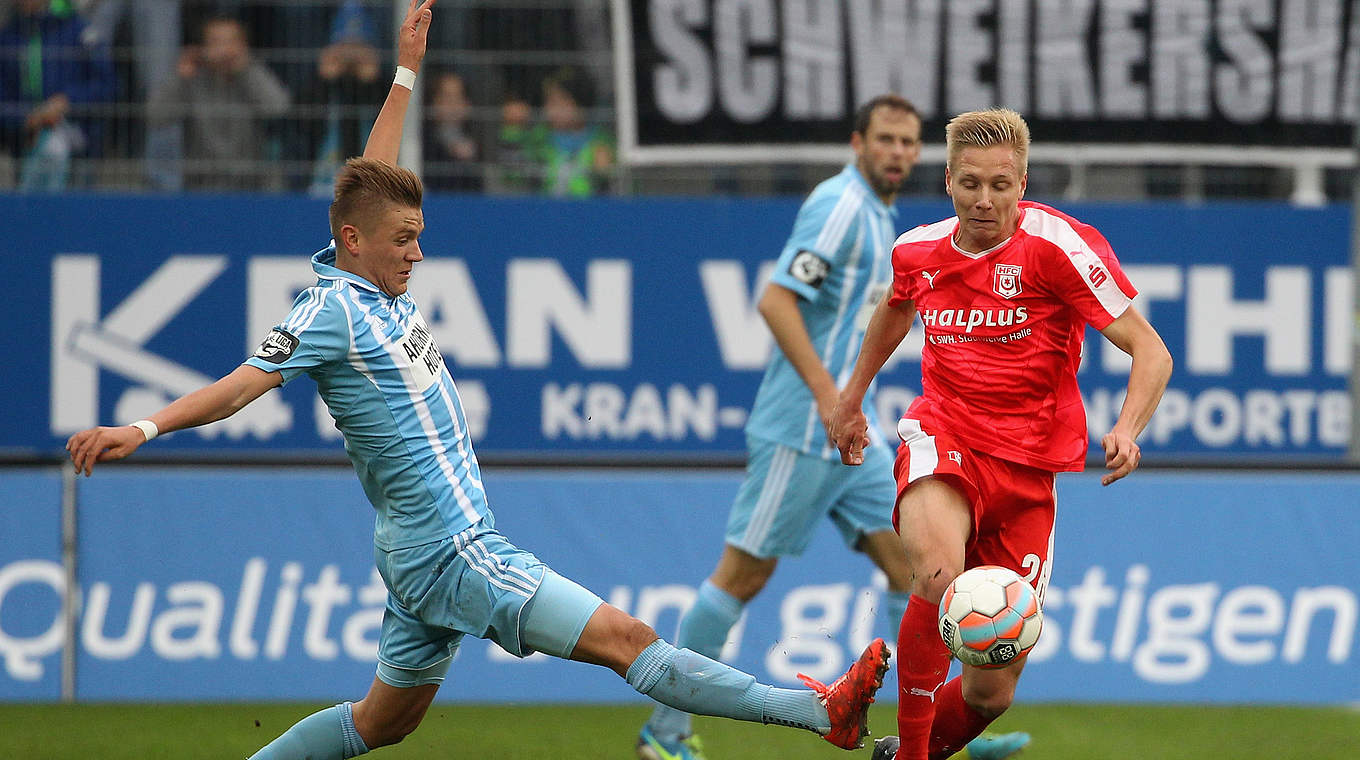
[493,89,534,194]
[0,0,114,191]
[292,5,384,194]
[422,70,482,193]
[533,66,613,198]
[146,15,289,191]
[79,0,182,189]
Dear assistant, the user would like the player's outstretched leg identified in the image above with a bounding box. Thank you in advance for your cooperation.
[628,636,889,750]
[527,572,889,750]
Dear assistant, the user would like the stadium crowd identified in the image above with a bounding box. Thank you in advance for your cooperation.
[0,0,615,195]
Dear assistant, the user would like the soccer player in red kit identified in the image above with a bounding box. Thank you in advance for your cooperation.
[829,108,1173,760]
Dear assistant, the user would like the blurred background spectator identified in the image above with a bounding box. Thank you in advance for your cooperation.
[493,90,533,194]
[291,2,383,194]
[0,0,114,191]
[495,66,612,198]
[146,14,288,191]
[79,0,180,189]
[422,69,482,193]
[532,66,613,198]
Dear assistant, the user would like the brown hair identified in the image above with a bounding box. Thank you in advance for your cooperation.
[945,108,1031,174]
[329,157,424,241]
[853,94,919,136]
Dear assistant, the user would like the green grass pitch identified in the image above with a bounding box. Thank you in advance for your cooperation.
[1,702,1356,759]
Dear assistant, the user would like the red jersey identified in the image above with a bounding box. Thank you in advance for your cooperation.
[887,200,1137,472]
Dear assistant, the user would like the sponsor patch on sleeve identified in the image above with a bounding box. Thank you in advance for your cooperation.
[788,249,831,288]
[253,328,299,364]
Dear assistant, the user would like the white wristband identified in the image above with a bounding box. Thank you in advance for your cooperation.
[393,66,416,91]
[130,419,158,442]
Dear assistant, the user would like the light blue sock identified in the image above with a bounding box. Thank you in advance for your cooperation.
[677,581,744,658]
[249,701,369,760]
[629,640,829,736]
[879,590,911,642]
[644,581,745,743]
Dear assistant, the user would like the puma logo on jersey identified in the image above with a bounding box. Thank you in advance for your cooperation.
[921,269,940,288]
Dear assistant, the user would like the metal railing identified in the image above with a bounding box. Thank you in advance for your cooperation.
[0,0,1354,202]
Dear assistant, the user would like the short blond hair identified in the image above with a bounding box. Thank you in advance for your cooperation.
[329,157,423,241]
[945,108,1030,174]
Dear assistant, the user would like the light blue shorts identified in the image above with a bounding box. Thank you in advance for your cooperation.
[725,436,898,558]
[373,523,604,688]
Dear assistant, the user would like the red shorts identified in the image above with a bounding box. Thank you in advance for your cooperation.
[893,417,1056,604]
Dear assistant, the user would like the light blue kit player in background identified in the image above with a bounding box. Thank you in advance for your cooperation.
[63,3,890,759]
[638,96,1030,760]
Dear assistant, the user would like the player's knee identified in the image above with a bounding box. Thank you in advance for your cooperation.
[961,678,1015,720]
[912,560,962,603]
[619,615,660,653]
[354,699,427,748]
[723,566,774,601]
[710,550,777,602]
[371,711,423,748]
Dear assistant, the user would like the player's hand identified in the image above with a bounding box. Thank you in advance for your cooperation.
[1100,430,1140,486]
[396,0,435,73]
[829,398,871,466]
[66,426,145,477]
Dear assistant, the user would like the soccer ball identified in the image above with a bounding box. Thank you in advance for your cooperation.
[938,565,1043,669]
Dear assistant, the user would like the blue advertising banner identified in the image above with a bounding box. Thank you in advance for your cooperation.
[0,468,1356,704]
[0,195,1350,461]
[0,471,62,701]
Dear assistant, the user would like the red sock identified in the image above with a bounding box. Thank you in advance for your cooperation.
[927,677,993,759]
[896,595,952,760]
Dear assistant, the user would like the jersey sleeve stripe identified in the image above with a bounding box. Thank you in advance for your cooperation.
[1021,206,1131,320]
[283,287,329,335]
[894,217,955,248]
[814,182,864,255]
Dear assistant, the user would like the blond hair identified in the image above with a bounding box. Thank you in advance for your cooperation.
[329,157,424,241]
[945,108,1030,174]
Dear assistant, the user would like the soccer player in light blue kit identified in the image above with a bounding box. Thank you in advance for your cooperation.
[638,96,1029,760]
[63,3,892,758]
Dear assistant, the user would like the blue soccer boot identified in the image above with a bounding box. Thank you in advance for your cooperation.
[636,725,707,760]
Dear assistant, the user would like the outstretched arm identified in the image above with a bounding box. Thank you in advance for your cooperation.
[66,364,282,475]
[363,0,435,164]
[1097,305,1173,486]
[829,296,916,465]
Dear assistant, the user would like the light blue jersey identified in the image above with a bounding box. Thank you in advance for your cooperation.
[745,163,898,459]
[244,243,489,551]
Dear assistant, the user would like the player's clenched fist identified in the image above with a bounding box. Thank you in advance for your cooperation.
[66,426,145,476]
[828,398,870,466]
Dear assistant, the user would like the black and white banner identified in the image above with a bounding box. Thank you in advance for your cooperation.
[617,0,1360,158]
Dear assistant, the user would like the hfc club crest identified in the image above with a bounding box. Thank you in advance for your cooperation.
[993,264,1023,298]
